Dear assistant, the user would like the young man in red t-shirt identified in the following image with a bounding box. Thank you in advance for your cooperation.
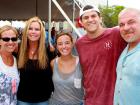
[76,4,126,105]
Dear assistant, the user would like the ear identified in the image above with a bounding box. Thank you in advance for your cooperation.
[99,17,103,25]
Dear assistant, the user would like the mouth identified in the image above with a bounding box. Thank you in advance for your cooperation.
[30,35,37,37]
[62,49,68,53]
[123,33,136,40]
[7,45,15,49]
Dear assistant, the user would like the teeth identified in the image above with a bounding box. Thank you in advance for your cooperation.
[62,50,67,52]
[62,49,68,53]
[8,45,14,48]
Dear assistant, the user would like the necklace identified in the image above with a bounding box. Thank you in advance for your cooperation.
[29,49,38,59]
[31,50,36,55]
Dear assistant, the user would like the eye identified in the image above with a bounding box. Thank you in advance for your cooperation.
[91,14,97,18]
[65,41,71,44]
[128,20,135,25]
[29,27,33,30]
[35,28,40,31]
[57,42,62,46]
[83,16,89,20]
[119,23,124,27]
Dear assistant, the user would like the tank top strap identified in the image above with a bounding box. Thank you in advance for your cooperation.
[75,56,82,78]
[75,56,79,65]
[53,57,59,73]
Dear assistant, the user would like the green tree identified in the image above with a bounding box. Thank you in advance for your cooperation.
[99,5,124,28]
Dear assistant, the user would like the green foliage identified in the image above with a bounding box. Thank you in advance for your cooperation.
[99,5,124,28]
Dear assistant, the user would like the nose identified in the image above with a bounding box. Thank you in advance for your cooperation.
[123,24,130,30]
[30,29,36,33]
[62,43,66,48]
[9,39,13,43]
[88,16,93,22]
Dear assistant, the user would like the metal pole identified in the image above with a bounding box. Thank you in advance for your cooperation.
[73,0,82,9]
[35,0,38,16]
[72,1,75,23]
[107,0,109,8]
[52,0,82,37]
[48,0,52,44]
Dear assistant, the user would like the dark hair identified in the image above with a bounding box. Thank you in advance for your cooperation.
[55,31,73,44]
[80,5,100,20]
[55,31,73,56]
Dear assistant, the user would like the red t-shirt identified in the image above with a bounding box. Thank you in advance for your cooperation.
[76,27,126,105]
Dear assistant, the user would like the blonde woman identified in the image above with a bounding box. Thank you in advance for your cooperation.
[0,25,19,105]
[17,16,55,105]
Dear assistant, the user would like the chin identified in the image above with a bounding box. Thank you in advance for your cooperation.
[7,50,14,53]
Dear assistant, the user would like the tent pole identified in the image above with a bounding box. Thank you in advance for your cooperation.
[48,0,52,44]
[35,0,38,16]
[52,0,82,37]
[72,0,75,27]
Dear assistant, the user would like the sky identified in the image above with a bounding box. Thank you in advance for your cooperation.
[108,0,140,9]
[85,0,140,10]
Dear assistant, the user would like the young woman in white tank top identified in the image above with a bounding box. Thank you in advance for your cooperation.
[49,31,84,105]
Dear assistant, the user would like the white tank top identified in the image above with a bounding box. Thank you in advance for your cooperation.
[49,57,84,105]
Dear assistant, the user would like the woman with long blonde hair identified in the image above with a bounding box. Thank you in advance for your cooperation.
[17,16,55,105]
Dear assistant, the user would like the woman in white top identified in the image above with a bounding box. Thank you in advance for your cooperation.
[0,25,20,105]
[49,31,84,105]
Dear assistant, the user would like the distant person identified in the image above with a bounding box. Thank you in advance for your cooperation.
[114,8,140,105]
[18,27,23,41]
[0,25,19,105]
[45,29,55,47]
[51,27,56,45]
[17,16,55,105]
[76,4,126,105]
[49,32,84,105]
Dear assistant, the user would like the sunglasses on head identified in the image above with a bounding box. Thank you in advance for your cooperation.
[0,37,18,42]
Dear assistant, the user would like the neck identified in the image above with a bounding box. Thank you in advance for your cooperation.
[28,42,39,59]
[60,54,74,61]
[87,27,105,39]
[29,41,38,49]
[0,50,12,57]
[0,51,14,66]
[29,41,38,51]
[128,42,139,51]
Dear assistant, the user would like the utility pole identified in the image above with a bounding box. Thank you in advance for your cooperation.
[107,0,109,8]
[35,0,38,16]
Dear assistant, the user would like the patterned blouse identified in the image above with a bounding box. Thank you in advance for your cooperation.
[0,56,19,105]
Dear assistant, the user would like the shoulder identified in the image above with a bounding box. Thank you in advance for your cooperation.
[104,26,120,35]
[111,26,120,33]
[76,35,87,45]
[50,58,57,70]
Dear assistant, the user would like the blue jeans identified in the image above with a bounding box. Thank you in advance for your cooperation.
[17,100,48,105]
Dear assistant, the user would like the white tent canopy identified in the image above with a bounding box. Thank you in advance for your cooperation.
[0,0,80,21]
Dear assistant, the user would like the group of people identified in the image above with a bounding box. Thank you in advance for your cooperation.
[0,3,140,105]
[0,16,83,105]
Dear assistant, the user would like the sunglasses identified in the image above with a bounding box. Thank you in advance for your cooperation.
[0,37,18,42]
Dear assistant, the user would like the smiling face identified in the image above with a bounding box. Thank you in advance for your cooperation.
[27,21,41,42]
[119,8,140,44]
[56,34,73,56]
[80,10,102,34]
[0,29,17,53]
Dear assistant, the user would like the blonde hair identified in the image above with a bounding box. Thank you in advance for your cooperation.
[0,25,18,38]
[18,16,48,69]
